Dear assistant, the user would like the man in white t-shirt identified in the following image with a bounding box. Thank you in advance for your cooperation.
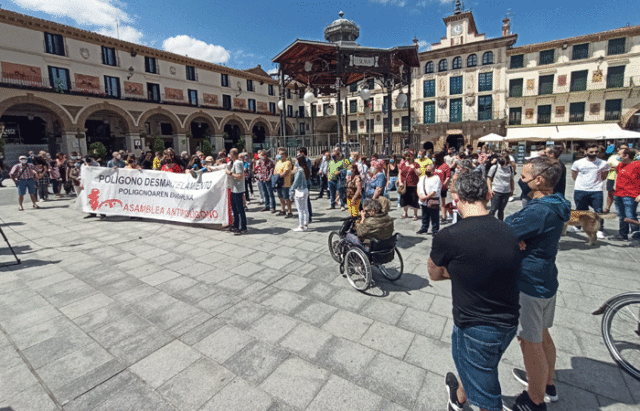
[571,143,609,237]
[417,164,442,235]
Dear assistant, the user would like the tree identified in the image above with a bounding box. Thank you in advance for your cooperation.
[237,136,246,152]
[202,139,214,157]
[88,142,107,162]
[152,136,165,154]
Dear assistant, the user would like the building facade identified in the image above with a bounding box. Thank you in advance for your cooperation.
[0,8,301,159]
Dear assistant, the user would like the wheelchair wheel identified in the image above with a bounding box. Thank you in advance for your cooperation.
[328,231,343,263]
[344,248,372,291]
[601,295,640,381]
[379,248,404,282]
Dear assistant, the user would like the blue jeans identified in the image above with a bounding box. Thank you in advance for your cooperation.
[258,180,276,210]
[574,190,604,230]
[338,184,347,208]
[328,180,338,208]
[231,192,247,231]
[385,176,401,206]
[420,205,439,233]
[614,196,639,238]
[452,324,517,411]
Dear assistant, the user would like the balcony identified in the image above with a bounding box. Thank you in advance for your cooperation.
[422,111,506,125]
[532,75,640,96]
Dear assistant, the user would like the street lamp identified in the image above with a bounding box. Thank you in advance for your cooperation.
[361,88,372,155]
[303,90,316,104]
[277,100,284,111]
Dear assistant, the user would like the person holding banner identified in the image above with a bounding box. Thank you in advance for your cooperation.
[290,155,311,231]
[226,148,248,235]
[161,150,184,173]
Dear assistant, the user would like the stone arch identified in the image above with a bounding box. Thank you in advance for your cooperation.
[274,120,297,135]
[137,107,182,133]
[0,94,73,130]
[621,102,640,129]
[75,102,136,133]
[219,114,248,135]
[183,111,219,134]
[248,117,272,136]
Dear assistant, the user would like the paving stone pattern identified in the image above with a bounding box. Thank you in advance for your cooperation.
[0,174,639,411]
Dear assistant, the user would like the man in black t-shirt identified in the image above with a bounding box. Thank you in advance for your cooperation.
[428,172,520,411]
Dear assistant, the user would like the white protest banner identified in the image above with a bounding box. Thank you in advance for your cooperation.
[79,166,229,224]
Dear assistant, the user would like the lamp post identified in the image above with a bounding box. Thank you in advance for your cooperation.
[360,86,372,156]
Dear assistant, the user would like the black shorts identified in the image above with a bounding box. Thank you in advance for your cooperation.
[441,189,448,200]
[606,179,615,192]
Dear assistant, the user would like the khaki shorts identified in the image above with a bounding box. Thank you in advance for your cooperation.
[517,292,556,343]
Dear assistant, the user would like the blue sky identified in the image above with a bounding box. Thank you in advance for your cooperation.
[5,0,639,71]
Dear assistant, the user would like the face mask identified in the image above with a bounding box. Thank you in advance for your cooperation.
[390,159,395,163]
[426,172,433,177]
[20,159,27,164]
[347,170,352,177]
[417,155,422,159]
[116,155,122,160]
[276,155,282,160]
[332,155,337,160]
[75,163,82,168]
[349,157,354,162]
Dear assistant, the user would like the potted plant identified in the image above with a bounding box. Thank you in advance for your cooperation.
[152,135,165,153]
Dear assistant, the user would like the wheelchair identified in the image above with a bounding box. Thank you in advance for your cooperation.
[328,218,404,292]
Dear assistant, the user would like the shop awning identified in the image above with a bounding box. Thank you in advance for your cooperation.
[505,126,557,141]
[553,123,622,140]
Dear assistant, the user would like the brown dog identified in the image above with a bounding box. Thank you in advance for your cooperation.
[562,210,617,246]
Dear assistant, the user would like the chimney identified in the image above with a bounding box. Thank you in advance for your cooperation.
[502,17,511,37]
[413,36,419,46]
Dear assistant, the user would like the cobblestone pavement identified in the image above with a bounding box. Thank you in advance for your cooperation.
[0,175,639,411]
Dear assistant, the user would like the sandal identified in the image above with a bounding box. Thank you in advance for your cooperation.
[18,207,24,211]
[401,214,408,219]
[412,215,418,221]
[33,204,40,209]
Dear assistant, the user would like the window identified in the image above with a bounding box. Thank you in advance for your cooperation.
[287,105,293,117]
[248,99,256,112]
[186,66,196,81]
[268,84,274,96]
[101,47,117,66]
[287,89,291,99]
[570,70,588,92]
[221,73,229,87]
[509,79,523,97]
[246,79,254,92]
[569,102,585,123]
[572,43,589,60]
[311,104,317,117]
[608,38,626,55]
[423,101,435,124]
[160,123,173,136]
[438,59,448,72]
[402,116,410,131]
[539,49,555,65]
[425,61,434,74]
[537,105,552,124]
[605,99,622,121]
[269,102,276,114]
[450,76,463,95]
[223,94,231,110]
[383,118,389,132]
[478,72,493,92]
[299,122,306,135]
[478,96,493,121]
[539,74,554,95]
[349,100,358,114]
[482,51,494,65]
[104,76,120,98]
[188,89,198,106]
[423,80,435,98]
[452,56,462,70]
[349,83,358,93]
[48,66,70,92]
[510,54,524,69]
[145,57,158,74]
[44,32,65,56]
[467,54,477,68]
[607,66,625,88]
[509,107,522,125]
[367,79,375,90]
[147,83,160,102]
[298,106,304,118]
[350,120,358,134]
[450,98,462,123]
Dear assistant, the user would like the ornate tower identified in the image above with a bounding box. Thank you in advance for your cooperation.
[324,11,360,46]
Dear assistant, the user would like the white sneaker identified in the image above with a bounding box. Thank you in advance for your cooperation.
[568,226,581,233]
[293,227,305,232]
[597,231,606,239]
[508,196,515,202]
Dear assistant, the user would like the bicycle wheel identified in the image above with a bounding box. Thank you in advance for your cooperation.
[602,296,640,381]
[379,248,404,281]
[328,232,342,263]
[344,248,372,291]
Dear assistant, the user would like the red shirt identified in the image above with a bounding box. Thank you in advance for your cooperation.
[161,163,184,173]
[435,163,451,187]
[615,161,640,198]
[399,160,420,187]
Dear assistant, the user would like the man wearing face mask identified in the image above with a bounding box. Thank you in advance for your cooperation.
[327,147,347,210]
[107,152,126,169]
[415,149,434,177]
[10,156,40,210]
[570,143,609,238]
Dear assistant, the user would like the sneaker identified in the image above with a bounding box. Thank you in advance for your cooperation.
[277,211,286,216]
[416,229,428,234]
[611,234,628,241]
[340,207,346,211]
[327,206,336,210]
[285,213,294,218]
[597,231,606,239]
[509,196,515,202]
[567,226,582,233]
[261,208,270,212]
[444,372,464,411]
[234,229,247,236]
[512,368,558,402]
[507,390,547,411]
[631,232,640,240]
[271,209,277,213]
[293,227,305,232]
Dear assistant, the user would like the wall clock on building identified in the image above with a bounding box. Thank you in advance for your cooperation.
[452,24,463,36]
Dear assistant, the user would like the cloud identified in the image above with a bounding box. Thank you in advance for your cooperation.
[417,0,453,6]
[417,40,431,52]
[162,35,231,64]
[10,0,145,43]
[370,0,407,6]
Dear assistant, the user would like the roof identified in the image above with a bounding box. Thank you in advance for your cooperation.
[243,65,272,79]
[273,39,420,89]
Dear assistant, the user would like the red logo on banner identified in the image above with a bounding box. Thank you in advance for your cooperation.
[88,189,123,211]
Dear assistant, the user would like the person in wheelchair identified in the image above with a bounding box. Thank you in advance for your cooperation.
[345,197,394,251]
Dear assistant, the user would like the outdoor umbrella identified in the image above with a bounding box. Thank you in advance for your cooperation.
[478,133,506,142]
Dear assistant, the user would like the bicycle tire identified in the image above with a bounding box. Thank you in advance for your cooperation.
[601,295,640,381]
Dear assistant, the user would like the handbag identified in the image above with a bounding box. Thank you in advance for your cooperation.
[423,177,440,208]
[397,182,407,195]
[271,174,283,189]
[294,189,306,199]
